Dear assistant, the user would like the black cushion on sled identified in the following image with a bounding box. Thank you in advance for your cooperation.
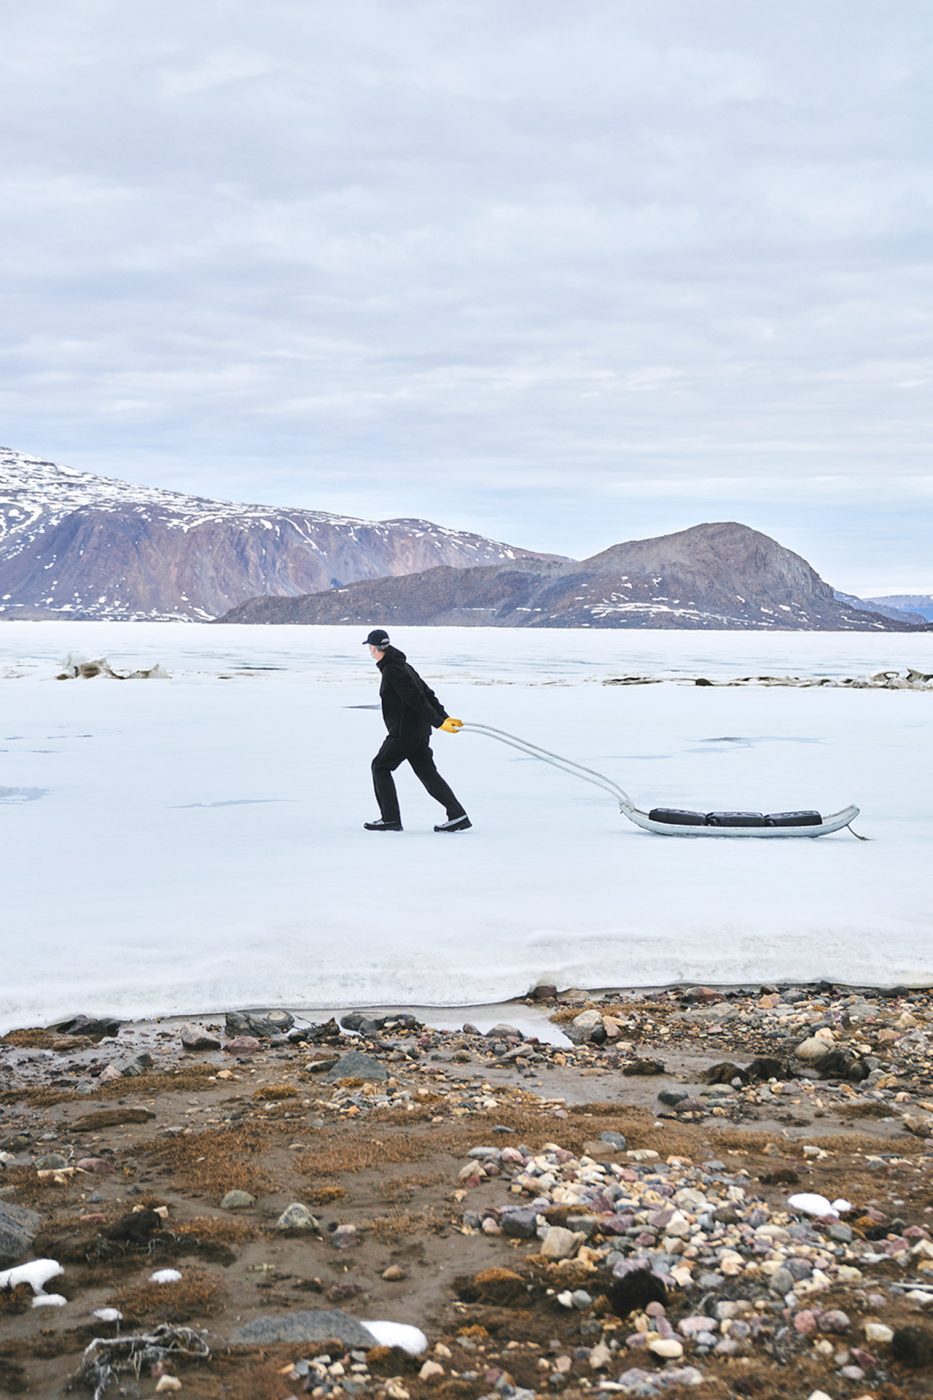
[648,808,706,826]
[765,810,822,827]
[705,811,767,827]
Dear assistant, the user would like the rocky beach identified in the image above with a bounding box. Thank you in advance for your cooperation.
[1,984,931,1399]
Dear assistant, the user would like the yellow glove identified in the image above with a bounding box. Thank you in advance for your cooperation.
[440,717,464,733]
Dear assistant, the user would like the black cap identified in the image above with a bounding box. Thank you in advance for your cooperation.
[363,628,390,648]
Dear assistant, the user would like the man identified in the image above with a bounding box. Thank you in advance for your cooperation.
[363,628,471,833]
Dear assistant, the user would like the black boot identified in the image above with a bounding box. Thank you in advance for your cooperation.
[434,815,471,832]
[363,818,403,831]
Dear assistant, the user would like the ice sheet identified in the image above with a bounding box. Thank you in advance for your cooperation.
[1,623,930,1030]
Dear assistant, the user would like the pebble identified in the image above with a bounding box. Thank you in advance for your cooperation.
[648,1338,684,1359]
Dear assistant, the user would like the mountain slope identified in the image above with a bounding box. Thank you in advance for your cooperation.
[0,448,555,620]
[218,523,920,631]
[866,594,933,623]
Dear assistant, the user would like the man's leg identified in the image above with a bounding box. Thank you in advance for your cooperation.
[371,737,408,824]
[407,738,467,820]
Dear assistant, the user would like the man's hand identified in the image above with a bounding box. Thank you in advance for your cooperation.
[440,717,464,733]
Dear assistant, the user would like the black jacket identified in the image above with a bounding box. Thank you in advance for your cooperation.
[377,646,448,738]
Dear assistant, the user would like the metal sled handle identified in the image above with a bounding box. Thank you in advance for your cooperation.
[461,722,634,808]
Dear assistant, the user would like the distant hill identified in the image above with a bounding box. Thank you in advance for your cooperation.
[0,447,556,621]
[218,522,922,631]
[834,591,929,625]
[867,594,933,623]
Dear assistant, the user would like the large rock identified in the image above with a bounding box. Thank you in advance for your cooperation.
[46,1014,121,1040]
[275,1203,319,1232]
[540,1226,584,1259]
[0,1200,41,1265]
[500,1208,539,1239]
[230,1309,376,1347]
[567,1010,604,1044]
[181,1026,222,1051]
[225,1010,294,1039]
[326,1051,388,1083]
[795,1028,835,1061]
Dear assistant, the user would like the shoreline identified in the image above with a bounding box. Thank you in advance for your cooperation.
[4,978,933,1043]
[2,981,931,1397]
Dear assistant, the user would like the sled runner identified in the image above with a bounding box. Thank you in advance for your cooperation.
[463,724,864,840]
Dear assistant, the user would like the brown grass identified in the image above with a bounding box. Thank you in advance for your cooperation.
[0,1062,221,1108]
[109,1267,226,1324]
[838,1100,898,1119]
[0,1285,33,1316]
[305,1182,346,1205]
[174,1215,261,1244]
[148,1123,279,1197]
[1,1027,72,1048]
[364,1205,450,1241]
[252,1083,299,1100]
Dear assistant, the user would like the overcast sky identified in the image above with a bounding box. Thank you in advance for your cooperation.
[2,1,931,593]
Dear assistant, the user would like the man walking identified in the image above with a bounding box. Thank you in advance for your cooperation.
[362,628,471,833]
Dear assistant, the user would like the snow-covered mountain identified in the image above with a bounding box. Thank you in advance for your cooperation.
[220,523,923,632]
[0,448,555,621]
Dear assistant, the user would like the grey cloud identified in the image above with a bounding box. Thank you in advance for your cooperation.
[1,1,931,586]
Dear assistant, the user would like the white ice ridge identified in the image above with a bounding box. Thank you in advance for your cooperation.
[0,1258,64,1295]
[361,1320,429,1355]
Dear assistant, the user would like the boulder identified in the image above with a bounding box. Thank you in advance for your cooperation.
[181,1026,222,1051]
[46,1014,121,1040]
[540,1226,584,1260]
[795,1029,835,1061]
[275,1203,318,1232]
[567,1010,604,1044]
[230,1309,375,1347]
[0,1201,40,1266]
[500,1208,539,1239]
[326,1051,388,1082]
[225,1010,294,1038]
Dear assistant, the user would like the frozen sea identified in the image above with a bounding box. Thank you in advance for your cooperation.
[1,623,931,1031]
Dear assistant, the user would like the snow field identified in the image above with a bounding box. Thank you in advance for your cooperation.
[0,623,930,1030]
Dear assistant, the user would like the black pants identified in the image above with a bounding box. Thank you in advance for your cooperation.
[371,733,466,825]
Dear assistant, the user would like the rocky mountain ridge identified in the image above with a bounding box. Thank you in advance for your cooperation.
[2,449,926,630]
[219,522,924,632]
[0,448,555,621]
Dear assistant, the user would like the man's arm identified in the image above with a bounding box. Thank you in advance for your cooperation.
[384,658,447,727]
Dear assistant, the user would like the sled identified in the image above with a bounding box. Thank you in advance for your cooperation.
[463,724,864,840]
